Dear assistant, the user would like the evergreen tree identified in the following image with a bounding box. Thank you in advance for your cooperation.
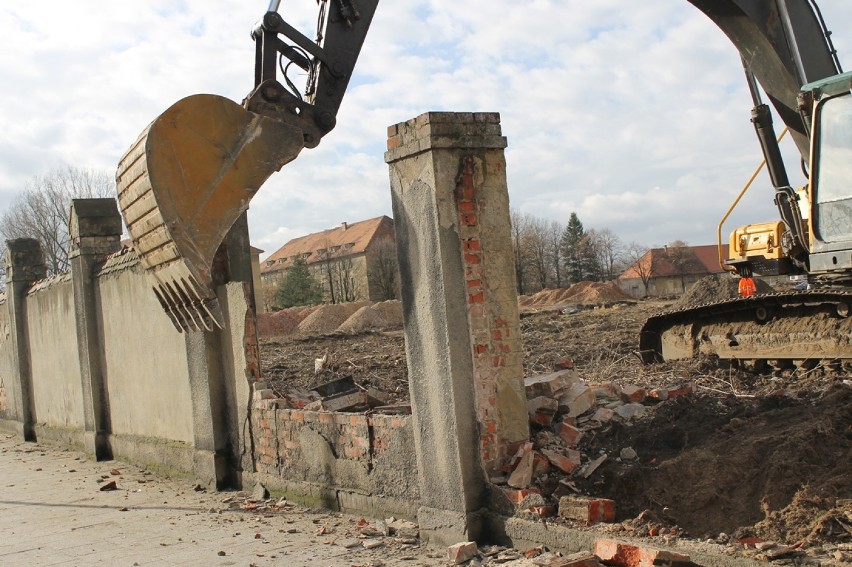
[275,257,324,308]
[560,212,585,282]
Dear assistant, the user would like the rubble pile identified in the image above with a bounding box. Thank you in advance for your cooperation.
[496,368,695,531]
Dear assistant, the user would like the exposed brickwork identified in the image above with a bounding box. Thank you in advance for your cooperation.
[455,153,527,475]
[250,399,412,480]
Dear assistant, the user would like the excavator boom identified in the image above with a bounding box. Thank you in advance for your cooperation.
[116,1,377,332]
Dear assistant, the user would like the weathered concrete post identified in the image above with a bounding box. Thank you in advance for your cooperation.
[69,199,122,459]
[185,213,258,489]
[4,238,47,440]
[385,112,530,544]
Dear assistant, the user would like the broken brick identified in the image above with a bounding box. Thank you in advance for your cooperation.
[528,396,559,426]
[524,370,577,398]
[542,448,581,474]
[501,487,541,505]
[619,385,646,404]
[558,382,596,418]
[527,505,556,518]
[558,496,615,524]
[503,441,533,473]
[555,421,583,446]
[507,449,535,488]
[666,383,694,399]
[532,451,551,477]
[447,541,478,564]
[591,407,615,423]
[593,539,693,566]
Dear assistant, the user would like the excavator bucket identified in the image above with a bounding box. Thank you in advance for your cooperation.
[116,94,305,332]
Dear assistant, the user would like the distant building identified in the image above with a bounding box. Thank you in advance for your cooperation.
[617,244,730,298]
[259,216,397,311]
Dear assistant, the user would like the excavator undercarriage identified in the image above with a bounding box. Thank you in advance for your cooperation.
[640,289,852,363]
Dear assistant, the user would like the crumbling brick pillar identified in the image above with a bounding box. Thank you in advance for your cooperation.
[3,238,47,440]
[386,112,529,545]
[69,199,123,460]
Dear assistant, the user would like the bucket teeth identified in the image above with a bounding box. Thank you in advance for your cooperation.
[115,93,306,333]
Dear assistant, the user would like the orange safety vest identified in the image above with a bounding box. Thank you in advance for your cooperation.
[738,277,756,298]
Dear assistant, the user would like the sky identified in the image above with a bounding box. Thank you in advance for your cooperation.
[1,1,851,259]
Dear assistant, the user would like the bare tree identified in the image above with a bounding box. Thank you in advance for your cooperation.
[510,209,531,295]
[371,236,398,300]
[545,219,564,288]
[0,167,115,278]
[588,228,623,280]
[665,240,702,293]
[526,217,551,291]
[625,241,655,296]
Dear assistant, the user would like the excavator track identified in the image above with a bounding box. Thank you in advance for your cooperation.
[639,289,852,363]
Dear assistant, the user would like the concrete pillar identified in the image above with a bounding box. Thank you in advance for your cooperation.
[69,199,122,459]
[185,212,257,489]
[4,238,47,440]
[385,112,530,545]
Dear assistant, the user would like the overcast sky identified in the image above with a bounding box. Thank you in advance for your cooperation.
[1,1,851,258]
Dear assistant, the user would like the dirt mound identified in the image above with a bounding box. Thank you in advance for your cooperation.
[257,306,317,337]
[522,281,633,309]
[675,273,774,309]
[373,300,403,328]
[599,385,852,543]
[338,305,388,334]
[296,301,370,336]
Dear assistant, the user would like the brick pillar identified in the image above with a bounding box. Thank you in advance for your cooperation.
[69,199,122,459]
[4,238,47,440]
[385,112,529,545]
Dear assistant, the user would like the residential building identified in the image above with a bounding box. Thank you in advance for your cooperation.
[617,244,730,298]
[259,216,398,311]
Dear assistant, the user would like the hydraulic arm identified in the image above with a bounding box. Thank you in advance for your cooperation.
[116,0,377,332]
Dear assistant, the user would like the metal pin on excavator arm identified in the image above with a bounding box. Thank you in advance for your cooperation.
[116,0,377,332]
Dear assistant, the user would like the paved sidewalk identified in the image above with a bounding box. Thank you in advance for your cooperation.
[0,434,451,567]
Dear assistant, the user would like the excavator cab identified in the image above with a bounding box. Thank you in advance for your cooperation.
[804,71,852,275]
[115,1,377,332]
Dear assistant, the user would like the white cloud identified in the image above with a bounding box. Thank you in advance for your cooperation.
[1,0,851,253]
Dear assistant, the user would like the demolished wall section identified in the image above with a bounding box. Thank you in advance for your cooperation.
[249,398,419,519]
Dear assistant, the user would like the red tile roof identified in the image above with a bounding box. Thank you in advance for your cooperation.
[261,216,394,274]
[619,244,729,279]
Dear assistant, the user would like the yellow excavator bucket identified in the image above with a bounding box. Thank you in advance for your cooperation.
[116,94,305,332]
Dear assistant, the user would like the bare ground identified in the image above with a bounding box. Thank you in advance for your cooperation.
[259,291,852,561]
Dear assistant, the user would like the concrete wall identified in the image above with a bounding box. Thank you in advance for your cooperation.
[26,276,84,433]
[97,261,194,443]
[0,297,15,424]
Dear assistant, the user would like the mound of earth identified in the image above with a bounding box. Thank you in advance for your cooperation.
[296,301,370,336]
[674,273,774,309]
[257,306,316,336]
[338,304,388,333]
[520,281,633,309]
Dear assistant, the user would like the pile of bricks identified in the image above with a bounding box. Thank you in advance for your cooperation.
[497,368,694,524]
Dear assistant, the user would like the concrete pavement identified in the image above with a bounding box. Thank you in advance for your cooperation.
[0,434,452,566]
